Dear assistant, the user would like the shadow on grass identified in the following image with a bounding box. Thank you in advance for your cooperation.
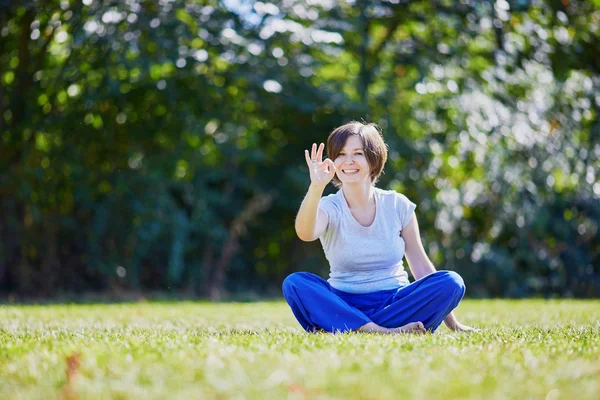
[0,290,285,306]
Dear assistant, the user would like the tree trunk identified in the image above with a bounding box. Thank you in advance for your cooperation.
[197,242,214,297]
[358,0,370,112]
[209,192,273,301]
[40,220,59,295]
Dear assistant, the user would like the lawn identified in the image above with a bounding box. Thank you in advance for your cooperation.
[0,299,598,399]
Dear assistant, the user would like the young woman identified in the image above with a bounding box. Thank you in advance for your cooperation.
[283,121,476,334]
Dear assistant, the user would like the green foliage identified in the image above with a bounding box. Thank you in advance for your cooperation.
[0,0,598,297]
[0,300,599,399]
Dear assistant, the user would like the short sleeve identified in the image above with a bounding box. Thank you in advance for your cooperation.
[396,193,417,230]
[318,194,340,233]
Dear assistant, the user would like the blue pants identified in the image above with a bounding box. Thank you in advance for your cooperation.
[282,270,465,333]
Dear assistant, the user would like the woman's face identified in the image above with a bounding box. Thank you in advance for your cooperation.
[333,135,371,185]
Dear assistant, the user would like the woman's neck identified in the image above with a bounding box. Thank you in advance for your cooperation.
[341,182,375,209]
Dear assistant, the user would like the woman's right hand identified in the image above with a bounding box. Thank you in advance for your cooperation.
[304,143,336,188]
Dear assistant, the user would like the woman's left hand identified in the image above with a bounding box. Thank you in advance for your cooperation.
[449,322,480,333]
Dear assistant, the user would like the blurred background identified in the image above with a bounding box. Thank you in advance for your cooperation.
[1,0,599,300]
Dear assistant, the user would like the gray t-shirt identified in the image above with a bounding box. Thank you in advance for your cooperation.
[318,187,417,294]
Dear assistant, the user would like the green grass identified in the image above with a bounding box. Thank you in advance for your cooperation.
[1,300,599,399]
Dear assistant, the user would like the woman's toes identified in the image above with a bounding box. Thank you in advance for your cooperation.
[409,322,423,331]
[397,321,425,334]
[410,322,422,331]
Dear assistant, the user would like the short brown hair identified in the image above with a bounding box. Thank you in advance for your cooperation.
[327,121,388,188]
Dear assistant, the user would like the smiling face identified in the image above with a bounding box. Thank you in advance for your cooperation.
[334,135,372,186]
[326,122,388,188]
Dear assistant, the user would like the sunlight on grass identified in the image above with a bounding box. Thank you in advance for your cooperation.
[1,300,598,399]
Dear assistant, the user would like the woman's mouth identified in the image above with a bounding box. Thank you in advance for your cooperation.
[342,169,359,175]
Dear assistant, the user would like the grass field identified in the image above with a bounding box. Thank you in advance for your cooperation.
[1,299,599,399]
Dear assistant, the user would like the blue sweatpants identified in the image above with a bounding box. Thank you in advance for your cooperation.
[282,270,465,333]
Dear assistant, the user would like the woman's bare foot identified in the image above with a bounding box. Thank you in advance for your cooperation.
[357,321,425,334]
[391,321,426,334]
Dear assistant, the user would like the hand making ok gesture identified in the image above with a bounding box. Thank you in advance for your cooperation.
[305,143,336,188]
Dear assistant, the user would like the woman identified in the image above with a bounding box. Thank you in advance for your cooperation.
[283,121,476,334]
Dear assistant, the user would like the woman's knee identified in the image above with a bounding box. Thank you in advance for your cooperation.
[436,270,465,298]
[282,272,313,296]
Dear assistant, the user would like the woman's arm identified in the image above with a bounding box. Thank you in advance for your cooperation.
[295,143,336,242]
[402,212,436,280]
[295,185,329,242]
[402,212,476,332]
